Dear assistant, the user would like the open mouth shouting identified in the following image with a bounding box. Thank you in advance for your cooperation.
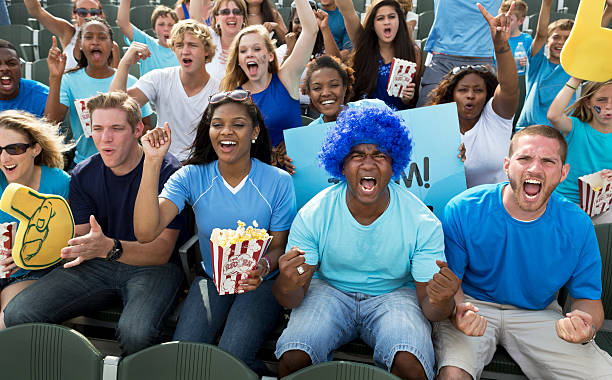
[383,27,392,39]
[0,75,14,93]
[245,61,259,77]
[522,178,542,201]
[89,48,104,61]
[219,140,237,153]
[2,163,16,174]
[360,176,377,194]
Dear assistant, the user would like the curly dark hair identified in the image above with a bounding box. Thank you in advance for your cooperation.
[67,17,114,74]
[184,96,272,166]
[301,55,355,103]
[426,65,498,106]
[350,0,417,102]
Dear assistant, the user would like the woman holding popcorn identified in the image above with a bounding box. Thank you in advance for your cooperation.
[547,77,612,223]
[133,90,296,376]
[0,110,72,329]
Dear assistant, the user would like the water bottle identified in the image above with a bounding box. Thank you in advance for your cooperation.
[514,42,527,75]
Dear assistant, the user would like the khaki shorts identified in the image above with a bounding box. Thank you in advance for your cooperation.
[433,297,612,380]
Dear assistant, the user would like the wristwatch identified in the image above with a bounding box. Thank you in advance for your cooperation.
[582,325,597,345]
[106,238,123,261]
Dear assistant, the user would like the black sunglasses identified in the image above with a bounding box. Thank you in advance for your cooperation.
[0,142,34,156]
[74,7,103,17]
[218,8,243,16]
[451,65,489,75]
[209,90,252,104]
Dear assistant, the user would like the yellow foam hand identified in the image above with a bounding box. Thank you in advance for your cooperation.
[0,183,74,269]
[561,0,612,82]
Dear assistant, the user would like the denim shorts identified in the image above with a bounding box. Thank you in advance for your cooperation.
[0,265,57,290]
[275,279,435,379]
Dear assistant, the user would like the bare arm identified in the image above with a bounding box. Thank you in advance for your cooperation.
[134,125,180,243]
[547,76,581,134]
[479,3,519,119]
[24,0,75,48]
[189,0,213,24]
[109,43,152,106]
[335,0,362,46]
[531,0,552,56]
[316,10,341,58]
[603,0,612,27]
[62,219,179,267]
[272,247,316,308]
[117,0,135,41]
[44,37,68,123]
[277,0,318,99]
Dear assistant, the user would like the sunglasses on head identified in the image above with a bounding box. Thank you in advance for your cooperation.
[209,90,252,104]
[0,142,34,156]
[218,8,243,16]
[451,65,489,75]
[291,0,318,10]
[74,7,102,17]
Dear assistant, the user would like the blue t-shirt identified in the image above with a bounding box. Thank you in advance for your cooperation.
[0,79,49,118]
[59,68,153,163]
[443,183,602,310]
[371,57,409,111]
[288,181,445,296]
[516,45,574,129]
[130,26,179,76]
[555,117,612,204]
[159,158,296,277]
[323,6,352,50]
[424,0,502,57]
[0,165,70,278]
[247,74,301,147]
[70,153,185,263]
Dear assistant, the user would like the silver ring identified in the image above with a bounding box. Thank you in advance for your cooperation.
[296,266,305,275]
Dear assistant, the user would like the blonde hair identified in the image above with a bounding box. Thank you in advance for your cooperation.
[566,80,612,123]
[86,91,142,131]
[168,19,216,64]
[0,110,73,169]
[211,0,248,36]
[220,25,278,91]
[500,0,527,19]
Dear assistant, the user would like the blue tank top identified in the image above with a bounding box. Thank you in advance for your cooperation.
[249,74,301,146]
[371,57,409,111]
[181,3,190,19]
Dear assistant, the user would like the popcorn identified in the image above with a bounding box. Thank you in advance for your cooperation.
[209,220,273,295]
[0,222,16,279]
[386,58,418,98]
[579,171,612,217]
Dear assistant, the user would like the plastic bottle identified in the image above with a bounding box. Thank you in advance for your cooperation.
[514,42,527,75]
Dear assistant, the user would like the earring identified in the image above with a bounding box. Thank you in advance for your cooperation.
[252,137,257,143]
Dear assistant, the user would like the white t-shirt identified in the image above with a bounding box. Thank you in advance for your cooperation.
[206,29,226,82]
[64,27,79,71]
[135,66,220,161]
[462,98,513,188]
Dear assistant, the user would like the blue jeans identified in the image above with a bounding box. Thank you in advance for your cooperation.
[4,258,183,355]
[173,275,282,375]
[0,0,9,26]
[275,279,436,380]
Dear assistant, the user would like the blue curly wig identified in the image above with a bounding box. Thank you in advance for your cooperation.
[318,103,413,180]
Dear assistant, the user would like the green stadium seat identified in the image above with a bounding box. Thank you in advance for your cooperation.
[46,3,75,22]
[0,24,34,60]
[102,4,118,25]
[8,3,38,27]
[31,57,50,85]
[282,361,400,380]
[0,323,103,380]
[416,10,433,40]
[130,5,156,31]
[117,341,259,380]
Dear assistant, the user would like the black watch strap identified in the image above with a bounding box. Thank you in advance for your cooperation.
[106,238,123,261]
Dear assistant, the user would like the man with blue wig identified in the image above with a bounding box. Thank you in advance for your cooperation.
[273,103,460,379]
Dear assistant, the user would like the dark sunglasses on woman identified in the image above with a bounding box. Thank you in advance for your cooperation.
[74,7,103,17]
[218,8,244,16]
[0,142,35,155]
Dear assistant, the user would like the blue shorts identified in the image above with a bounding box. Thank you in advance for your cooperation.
[275,279,435,379]
[0,266,56,291]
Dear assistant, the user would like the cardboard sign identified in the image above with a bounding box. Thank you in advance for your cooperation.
[560,0,612,82]
[284,103,467,218]
[0,183,74,269]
